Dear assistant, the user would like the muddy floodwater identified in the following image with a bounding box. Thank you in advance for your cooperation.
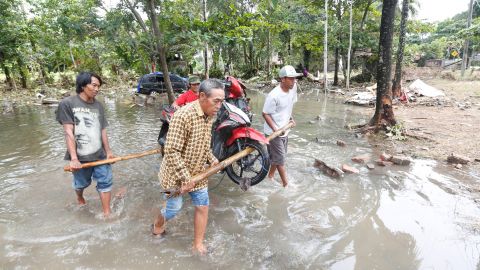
[1,90,480,269]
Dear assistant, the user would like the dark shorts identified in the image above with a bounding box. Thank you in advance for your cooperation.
[267,136,288,166]
[72,164,113,193]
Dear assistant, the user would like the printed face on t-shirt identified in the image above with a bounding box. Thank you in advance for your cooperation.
[74,110,101,156]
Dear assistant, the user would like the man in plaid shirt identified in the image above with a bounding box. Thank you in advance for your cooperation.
[152,79,224,254]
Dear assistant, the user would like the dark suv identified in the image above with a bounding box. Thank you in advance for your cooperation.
[136,72,188,95]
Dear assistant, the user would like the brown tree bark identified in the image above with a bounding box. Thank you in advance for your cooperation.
[348,0,374,79]
[370,0,398,127]
[333,1,343,86]
[147,0,175,104]
[123,0,157,73]
[392,0,409,98]
[202,0,209,79]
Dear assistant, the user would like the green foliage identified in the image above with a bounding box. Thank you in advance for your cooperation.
[1,0,476,89]
[386,122,407,141]
[209,67,224,79]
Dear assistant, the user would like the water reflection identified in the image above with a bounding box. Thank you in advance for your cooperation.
[0,92,479,269]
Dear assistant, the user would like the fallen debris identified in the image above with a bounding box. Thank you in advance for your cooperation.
[345,92,375,106]
[314,159,344,178]
[380,153,392,161]
[341,164,359,174]
[336,140,346,147]
[408,79,445,97]
[366,163,375,170]
[41,98,60,105]
[376,160,393,166]
[447,153,471,165]
[351,154,370,163]
[391,155,412,166]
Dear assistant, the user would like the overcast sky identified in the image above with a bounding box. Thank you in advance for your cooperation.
[414,0,474,22]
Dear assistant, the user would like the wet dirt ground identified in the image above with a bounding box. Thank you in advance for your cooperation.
[1,88,480,269]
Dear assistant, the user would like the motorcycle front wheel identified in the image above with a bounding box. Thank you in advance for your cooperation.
[225,139,270,187]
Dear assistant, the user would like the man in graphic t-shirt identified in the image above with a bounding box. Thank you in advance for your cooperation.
[56,72,115,217]
[262,65,300,188]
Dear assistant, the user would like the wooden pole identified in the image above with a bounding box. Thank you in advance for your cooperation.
[64,148,161,172]
[162,122,294,196]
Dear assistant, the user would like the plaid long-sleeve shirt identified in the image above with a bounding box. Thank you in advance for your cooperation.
[159,100,217,191]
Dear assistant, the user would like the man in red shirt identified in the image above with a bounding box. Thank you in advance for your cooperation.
[172,76,201,109]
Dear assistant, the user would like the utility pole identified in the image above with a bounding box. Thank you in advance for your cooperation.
[461,0,474,77]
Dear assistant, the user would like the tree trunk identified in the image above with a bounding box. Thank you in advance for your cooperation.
[249,39,254,70]
[333,1,343,86]
[370,0,398,127]
[17,58,29,88]
[1,63,16,91]
[69,42,77,69]
[123,0,157,73]
[147,0,175,104]
[392,0,409,97]
[266,29,271,77]
[350,0,373,78]
[202,0,209,79]
[346,0,353,90]
[461,0,474,77]
[303,48,311,71]
[323,0,328,93]
[334,48,340,86]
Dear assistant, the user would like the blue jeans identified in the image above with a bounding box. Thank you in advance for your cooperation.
[72,164,113,193]
[161,188,209,220]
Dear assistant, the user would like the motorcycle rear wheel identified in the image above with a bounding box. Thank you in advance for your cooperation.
[225,139,270,187]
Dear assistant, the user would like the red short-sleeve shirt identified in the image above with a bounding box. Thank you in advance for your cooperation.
[175,89,199,106]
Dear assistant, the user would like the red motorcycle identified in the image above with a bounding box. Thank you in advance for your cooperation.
[157,76,270,188]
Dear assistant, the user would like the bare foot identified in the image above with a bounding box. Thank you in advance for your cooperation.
[75,190,86,205]
[152,214,166,236]
[76,195,86,205]
[281,179,288,188]
[192,243,207,255]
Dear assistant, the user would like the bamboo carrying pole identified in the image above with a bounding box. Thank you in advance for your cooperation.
[161,121,295,196]
[63,148,162,172]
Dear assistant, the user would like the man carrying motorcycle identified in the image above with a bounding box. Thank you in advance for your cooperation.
[262,65,300,188]
[152,79,224,255]
[172,75,201,109]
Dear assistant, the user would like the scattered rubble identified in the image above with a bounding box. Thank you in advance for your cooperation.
[313,159,344,178]
[380,153,392,161]
[376,160,394,166]
[41,98,60,105]
[345,91,376,106]
[341,164,359,174]
[447,153,471,165]
[351,154,370,163]
[391,155,412,166]
[408,79,445,97]
[336,140,346,147]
